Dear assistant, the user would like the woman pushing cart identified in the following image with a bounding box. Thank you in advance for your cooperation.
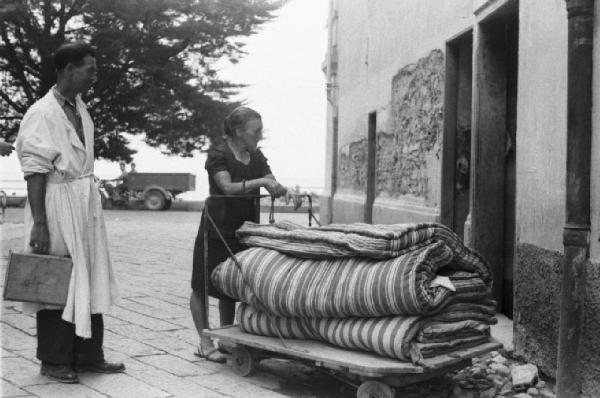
[189,106,291,363]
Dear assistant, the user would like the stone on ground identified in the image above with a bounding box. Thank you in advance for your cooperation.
[512,363,539,391]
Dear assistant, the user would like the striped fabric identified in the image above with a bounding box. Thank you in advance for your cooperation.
[427,301,498,324]
[413,335,490,360]
[216,221,496,362]
[212,244,491,318]
[416,319,491,342]
[236,303,492,362]
[236,221,490,285]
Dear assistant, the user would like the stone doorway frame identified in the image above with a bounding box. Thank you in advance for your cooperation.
[470,0,519,313]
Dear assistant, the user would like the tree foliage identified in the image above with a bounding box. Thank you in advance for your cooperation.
[0,0,279,161]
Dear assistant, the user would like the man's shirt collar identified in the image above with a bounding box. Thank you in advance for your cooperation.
[52,86,77,109]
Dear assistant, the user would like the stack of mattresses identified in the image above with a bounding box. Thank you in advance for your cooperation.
[211,221,496,363]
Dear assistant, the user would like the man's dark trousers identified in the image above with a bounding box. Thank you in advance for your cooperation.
[36,310,104,365]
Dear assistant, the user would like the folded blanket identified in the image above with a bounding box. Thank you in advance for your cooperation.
[212,245,491,318]
[237,303,493,362]
[427,300,498,324]
[412,335,490,360]
[416,319,490,342]
[236,221,490,284]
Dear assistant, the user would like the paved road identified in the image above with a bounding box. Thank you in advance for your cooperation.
[1,208,355,398]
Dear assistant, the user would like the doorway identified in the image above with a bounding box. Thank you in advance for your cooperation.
[441,32,473,242]
[365,111,377,223]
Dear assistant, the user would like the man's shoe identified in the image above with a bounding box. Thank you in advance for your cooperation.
[75,360,125,374]
[40,363,79,383]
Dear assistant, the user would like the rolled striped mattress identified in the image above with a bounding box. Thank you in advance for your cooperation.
[212,244,491,318]
[212,221,496,362]
[236,301,495,362]
[236,221,489,280]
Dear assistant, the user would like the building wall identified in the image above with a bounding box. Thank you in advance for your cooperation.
[513,1,600,396]
[322,1,600,394]
[592,0,600,260]
[321,0,337,225]
[325,0,473,224]
[591,18,600,395]
[516,0,568,253]
[511,0,566,377]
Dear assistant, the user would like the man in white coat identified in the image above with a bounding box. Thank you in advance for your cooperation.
[16,42,123,383]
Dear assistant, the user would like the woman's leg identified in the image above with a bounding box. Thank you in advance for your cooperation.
[190,291,226,363]
[217,299,236,354]
[219,299,236,326]
[190,290,211,347]
[190,220,213,347]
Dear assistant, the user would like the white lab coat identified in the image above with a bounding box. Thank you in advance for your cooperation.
[16,89,119,338]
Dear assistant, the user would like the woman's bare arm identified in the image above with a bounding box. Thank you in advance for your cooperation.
[213,171,286,196]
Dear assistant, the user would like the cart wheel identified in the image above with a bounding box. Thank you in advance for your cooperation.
[231,346,255,377]
[356,381,395,398]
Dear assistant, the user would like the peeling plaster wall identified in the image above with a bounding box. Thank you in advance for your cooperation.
[331,0,473,222]
[338,138,368,192]
[378,49,444,203]
[340,50,445,200]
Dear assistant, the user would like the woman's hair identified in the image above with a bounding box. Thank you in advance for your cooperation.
[223,106,261,137]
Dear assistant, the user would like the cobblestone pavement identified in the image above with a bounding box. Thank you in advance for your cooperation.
[1,208,538,398]
[1,208,359,398]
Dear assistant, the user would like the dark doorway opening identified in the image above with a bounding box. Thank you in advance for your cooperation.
[442,32,473,242]
[365,112,377,223]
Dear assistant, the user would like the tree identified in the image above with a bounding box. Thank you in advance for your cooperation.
[0,0,279,161]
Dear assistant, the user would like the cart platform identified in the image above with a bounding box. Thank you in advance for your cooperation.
[203,326,502,397]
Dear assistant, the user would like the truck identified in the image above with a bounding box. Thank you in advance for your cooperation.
[99,172,196,211]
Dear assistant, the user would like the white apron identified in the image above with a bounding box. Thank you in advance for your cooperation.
[16,89,119,338]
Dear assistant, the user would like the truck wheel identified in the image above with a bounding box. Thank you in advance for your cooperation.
[144,190,166,211]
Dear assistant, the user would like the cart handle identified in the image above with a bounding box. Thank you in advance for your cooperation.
[203,193,321,227]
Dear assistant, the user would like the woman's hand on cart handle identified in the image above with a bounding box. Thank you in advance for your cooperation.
[263,179,287,197]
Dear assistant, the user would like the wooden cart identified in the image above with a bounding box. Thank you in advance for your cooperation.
[203,326,502,398]
[201,194,500,397]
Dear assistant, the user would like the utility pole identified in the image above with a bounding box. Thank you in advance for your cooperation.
[556,0,594,396]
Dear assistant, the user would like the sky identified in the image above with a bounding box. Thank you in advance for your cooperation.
[0,0,329,200]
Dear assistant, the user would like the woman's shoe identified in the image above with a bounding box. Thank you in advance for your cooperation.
[217,342,233,355]
[194,346,227,364]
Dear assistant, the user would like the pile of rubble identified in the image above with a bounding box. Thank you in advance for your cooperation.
[389,350,556,398]
[449,351,555,398]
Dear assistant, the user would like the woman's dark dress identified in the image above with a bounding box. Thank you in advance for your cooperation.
[191,143,272,300]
